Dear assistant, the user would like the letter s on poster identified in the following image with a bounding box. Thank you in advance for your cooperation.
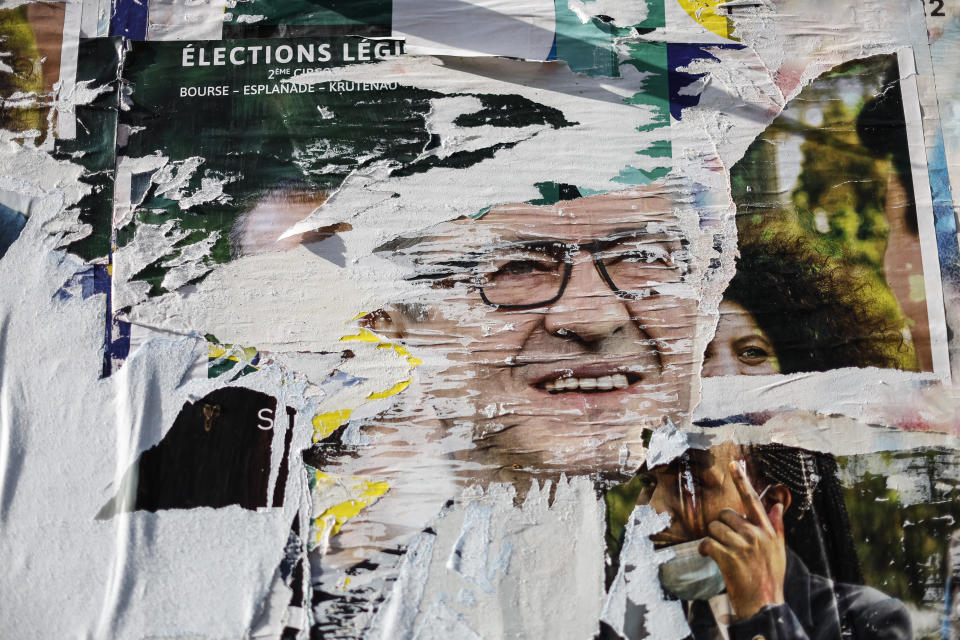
[257,408,275,430]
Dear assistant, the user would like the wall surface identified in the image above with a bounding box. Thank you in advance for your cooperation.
[1,1,960,638]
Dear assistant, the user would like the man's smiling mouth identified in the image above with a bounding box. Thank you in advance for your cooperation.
[538,371,642,393]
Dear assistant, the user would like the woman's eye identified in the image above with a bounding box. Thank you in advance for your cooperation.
[738,345,770,365]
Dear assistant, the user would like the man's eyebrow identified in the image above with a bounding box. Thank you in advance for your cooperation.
[684,450,717,471]
[481,226,683,245]
[603,231,683,246]
[481,239,566,251]
[644,458,685,475]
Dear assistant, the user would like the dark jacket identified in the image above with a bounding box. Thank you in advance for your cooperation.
[688,551,912,640]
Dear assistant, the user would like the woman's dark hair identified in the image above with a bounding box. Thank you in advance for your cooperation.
[723,235,912,373]
[749,444,864,585]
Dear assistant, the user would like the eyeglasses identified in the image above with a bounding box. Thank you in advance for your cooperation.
[475,236,686,309]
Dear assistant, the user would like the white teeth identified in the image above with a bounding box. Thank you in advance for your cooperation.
[544,375,631,392]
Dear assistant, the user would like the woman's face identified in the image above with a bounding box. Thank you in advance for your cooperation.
[702,300,779,376]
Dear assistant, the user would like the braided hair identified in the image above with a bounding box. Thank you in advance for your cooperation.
[748,444,864,585]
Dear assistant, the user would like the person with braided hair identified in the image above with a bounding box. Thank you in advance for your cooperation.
[638,441,911,639]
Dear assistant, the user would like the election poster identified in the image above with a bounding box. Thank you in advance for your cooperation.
[1,1,960,639]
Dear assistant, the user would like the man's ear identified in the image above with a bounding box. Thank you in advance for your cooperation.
[358,308,406,340]
[763,484,792,515]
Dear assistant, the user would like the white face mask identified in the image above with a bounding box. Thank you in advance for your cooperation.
[658,538,726,601]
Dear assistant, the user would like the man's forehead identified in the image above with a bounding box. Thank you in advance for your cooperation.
[378,187,691,259]
[480,191,682,242]
[645,445,741,474]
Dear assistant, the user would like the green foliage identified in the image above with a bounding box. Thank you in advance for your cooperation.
[0,7,44,132]
[605,473,647,558]
[792,98,889,271]
[841,449,960,614]
[729,54,917,371]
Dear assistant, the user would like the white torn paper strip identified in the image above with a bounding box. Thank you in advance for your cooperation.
[366,477,606,639]
[601,504,690,640]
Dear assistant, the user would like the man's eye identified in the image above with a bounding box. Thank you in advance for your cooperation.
[636,474,657,497]
[738,346,770,365]
[497,260,554,277]
[611,250,670,267]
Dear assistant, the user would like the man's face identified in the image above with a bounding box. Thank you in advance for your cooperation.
[638,442,751,545]
[395,187,701,476]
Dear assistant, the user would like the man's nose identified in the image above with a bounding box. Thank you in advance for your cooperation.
[543,250,632,342]
[646,481,673,518]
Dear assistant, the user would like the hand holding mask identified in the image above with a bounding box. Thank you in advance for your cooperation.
[698,461,788,620]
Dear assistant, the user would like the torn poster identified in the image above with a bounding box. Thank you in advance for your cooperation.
[2,0,960,639]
